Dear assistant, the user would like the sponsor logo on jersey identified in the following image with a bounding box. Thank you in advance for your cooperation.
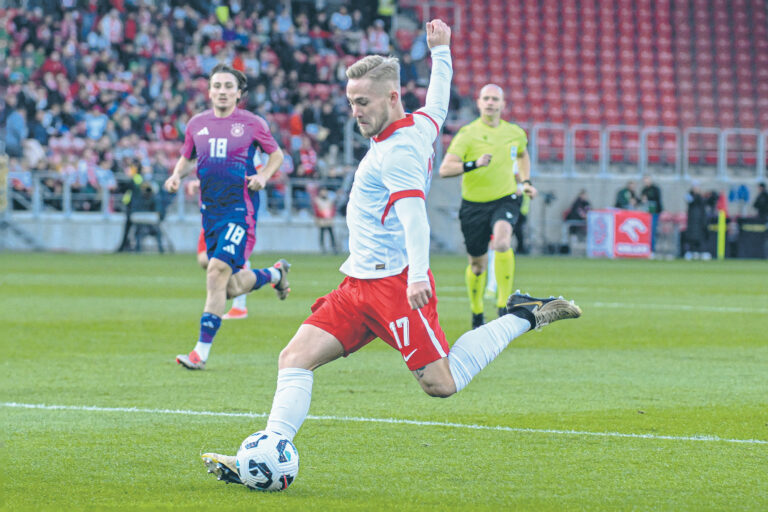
[197,127,209,135]
[223,244,236,255]
[510,145,518,160]
[231,123,244,137]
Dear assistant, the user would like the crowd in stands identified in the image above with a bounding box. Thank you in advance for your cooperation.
[0,0,434,215]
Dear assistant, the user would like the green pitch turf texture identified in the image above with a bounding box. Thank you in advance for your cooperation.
[1,252,766,511]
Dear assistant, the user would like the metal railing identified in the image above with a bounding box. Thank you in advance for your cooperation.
[7,171,348,221]
[6,123,767,219]
[527,123,766,181]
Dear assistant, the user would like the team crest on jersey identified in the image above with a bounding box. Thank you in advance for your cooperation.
[231,123,244,137]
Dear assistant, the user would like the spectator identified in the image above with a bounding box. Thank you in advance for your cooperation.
[683,182,708,259]
[753,183,768,221]
[565,188,591,237]
[99,9,124,47]
[410,28,428,61]
[84,105,109,140]
[4,99,28,158]
[640,174,663,252]
[313,186,338,254]
[197,45,219,76]
[36,50,67,78]
[399,53,419,86]
[275,7,293,34]
[615,180,638,209]
[401,80,420,113]
[566,189,591,222]
[9,163,33,210]
[366,19,390,55]
[319,101,343,154]
[288,102,305,150]
[291,136,318,213]
[29,109,50,146]
[329,6,352,32]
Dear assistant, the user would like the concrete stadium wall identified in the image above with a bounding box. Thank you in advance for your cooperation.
[3,176,759,254]
[4,213,349,254]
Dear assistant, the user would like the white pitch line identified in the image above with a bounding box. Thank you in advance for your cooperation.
[2,402,766,446]
[589,301,768,314]
[438,296,768,314]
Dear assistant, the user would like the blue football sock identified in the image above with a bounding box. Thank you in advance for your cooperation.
[252,268,272,290]
[195,313,221,361]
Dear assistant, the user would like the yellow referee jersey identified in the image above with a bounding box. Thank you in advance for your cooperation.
[445,118,528,202]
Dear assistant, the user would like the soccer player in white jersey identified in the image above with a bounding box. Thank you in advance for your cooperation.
[201,20,581,484]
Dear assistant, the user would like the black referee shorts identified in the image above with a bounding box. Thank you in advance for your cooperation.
[459,194,522,257]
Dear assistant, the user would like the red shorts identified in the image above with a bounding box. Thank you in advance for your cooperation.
[304,268,449,370]
[196,228,206,254]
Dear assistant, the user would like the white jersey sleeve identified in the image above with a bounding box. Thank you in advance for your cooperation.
[414,45,452,141]
[393,196,430,284]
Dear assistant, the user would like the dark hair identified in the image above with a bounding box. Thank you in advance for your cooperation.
[208,64,247,92]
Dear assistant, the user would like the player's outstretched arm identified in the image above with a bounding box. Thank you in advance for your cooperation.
[164,156,194,193]
[420,19,452,132]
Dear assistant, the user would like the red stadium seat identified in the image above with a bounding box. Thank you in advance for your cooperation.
[642,108,662,127]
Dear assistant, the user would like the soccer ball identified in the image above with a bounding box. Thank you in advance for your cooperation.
[235,431,299,491]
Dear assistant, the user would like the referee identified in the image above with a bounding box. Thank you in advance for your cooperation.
[439,84,537,328]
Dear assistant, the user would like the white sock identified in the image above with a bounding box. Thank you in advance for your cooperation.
[194,341,211,361]
[486,250,497,293]
[232,294,246,309]
[448,314,531,393]
[265,368,313,441]
[268,267,281,283]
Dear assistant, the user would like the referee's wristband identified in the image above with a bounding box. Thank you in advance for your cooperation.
[522,179,532,186]
[463,161,478,173]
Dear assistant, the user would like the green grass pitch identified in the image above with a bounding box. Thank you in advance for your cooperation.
[1,252,767,510]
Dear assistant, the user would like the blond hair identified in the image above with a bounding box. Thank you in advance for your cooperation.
[346,55,400,86]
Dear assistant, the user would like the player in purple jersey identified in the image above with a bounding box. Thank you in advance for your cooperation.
[164,64,291,370]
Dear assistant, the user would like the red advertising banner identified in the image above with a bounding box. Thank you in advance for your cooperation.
[587,209,652,259]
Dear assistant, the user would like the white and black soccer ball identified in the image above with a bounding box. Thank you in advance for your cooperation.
[235,430,299,491]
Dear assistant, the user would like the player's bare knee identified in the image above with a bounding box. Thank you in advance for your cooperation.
[492,240,511,253]
[206,261,228,279]
[419,379,456,398]
[278,344,313,370]
[416,371,457,398]
[197,253,209,269]
[277,345,297,369]
[469,261,486,275]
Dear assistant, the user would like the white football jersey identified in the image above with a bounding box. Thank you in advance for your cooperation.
[340,46,452,280]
